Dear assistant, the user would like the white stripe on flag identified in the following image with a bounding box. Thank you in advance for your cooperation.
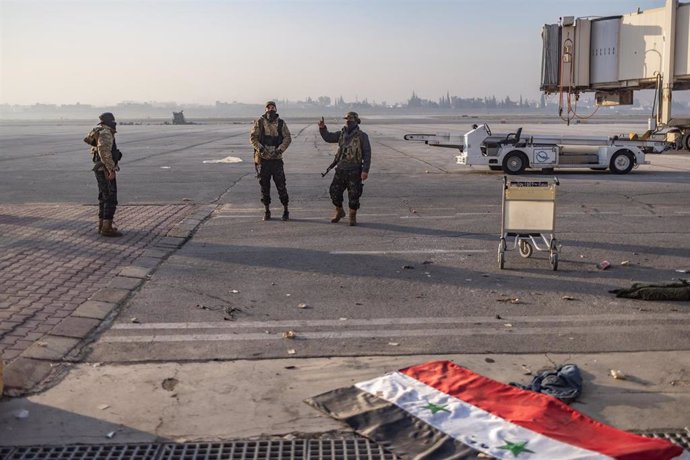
[355,372,612,460]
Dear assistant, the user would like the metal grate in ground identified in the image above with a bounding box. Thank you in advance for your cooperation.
[3,432,688,459]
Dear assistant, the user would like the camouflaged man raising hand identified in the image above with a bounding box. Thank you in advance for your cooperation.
[318,112,371,226]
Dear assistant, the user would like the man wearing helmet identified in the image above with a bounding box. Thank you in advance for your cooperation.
[318,112,371,226]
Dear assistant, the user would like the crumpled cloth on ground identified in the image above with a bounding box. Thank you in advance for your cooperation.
[511,364,582,404]
[609,279,690,301]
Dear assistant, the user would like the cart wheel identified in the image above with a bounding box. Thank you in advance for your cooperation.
[550,253,559,271]
[518,240,533,258]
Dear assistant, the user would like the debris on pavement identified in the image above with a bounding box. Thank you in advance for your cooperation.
[609,369,626,380]
[13,409,29,419]
[130,317,139,323]
[510,363,583,403]
[504,323,513,328]
[283,330,296,339]
[597,260,611,270]
[521,364,533,375]
[98,404,110,410]
[230,289,239,294]
[609,279,690,301]
[287,349,296,355]
[36,341,48,347]
[105,430,119,439]
[620,260,630,266]
[297,303,309,309]
[402,265,414,270]
[675,269,689,273]
[496,297,521,304]
[562,295,577,301]
[484,358,495,363]
[388,342,400,347]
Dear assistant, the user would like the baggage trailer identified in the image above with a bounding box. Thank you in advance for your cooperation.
[498,177,559,270]
[404,123,672,174]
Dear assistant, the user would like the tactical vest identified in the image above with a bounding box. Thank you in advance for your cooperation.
[84,126,121,164]
[258,117,284,148]
[338,129,363,167]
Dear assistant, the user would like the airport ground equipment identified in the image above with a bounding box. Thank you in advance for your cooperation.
[541,0,690,150]
[498,176,559,270]
[404,123,672,174]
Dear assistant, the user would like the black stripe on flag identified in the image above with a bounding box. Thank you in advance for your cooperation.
[306,385,486,459]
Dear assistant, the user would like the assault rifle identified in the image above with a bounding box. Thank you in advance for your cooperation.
[321,149,342,177]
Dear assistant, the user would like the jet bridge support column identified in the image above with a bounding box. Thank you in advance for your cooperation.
[660,0,678,126]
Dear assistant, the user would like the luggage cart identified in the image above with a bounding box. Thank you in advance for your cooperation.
[498,176,560,270]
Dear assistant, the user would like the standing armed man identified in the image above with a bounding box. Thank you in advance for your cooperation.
[84,112,123,237]
[250,101,292,221]
[318,112,371,226]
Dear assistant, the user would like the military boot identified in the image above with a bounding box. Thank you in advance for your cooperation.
[330,207,346,223]
[98,219,103,233]
[282,206,289,221]
[101,219,123,237]
[349,209,357,226]
[263,206,271,221]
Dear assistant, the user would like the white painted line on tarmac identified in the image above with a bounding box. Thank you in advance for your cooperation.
[110,312,689,330]
[330,249,488,255]
[400,213,491,219]
[101,323,690,343]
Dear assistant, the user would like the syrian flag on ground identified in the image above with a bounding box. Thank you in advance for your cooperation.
[307,360,688,459]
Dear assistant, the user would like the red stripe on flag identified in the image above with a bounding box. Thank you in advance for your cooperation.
[400,361,683,460]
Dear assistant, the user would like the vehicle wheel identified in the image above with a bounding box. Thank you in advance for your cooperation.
[549,253,558,271]
[609,150,634,174]
[502,151,527,175]
[683,132,690,152]
[518,240,533,258]
[489,165,502,171]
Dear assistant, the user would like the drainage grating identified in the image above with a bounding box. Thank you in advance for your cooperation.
[3,444,159,460]
[640,431,690,450]
[159,439,397,460]
[3,432,689,460]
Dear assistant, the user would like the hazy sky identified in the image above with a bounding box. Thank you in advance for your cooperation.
[1,0,667,105]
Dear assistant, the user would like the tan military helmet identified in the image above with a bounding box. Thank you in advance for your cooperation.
[343,111,361,124]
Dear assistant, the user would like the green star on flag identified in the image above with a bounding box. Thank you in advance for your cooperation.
[422,402,450,414]
[498,440,535,456]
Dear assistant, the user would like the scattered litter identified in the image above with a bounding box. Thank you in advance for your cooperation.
[13,409,29,419]
[130,317,139,323]
[504,323,513,328]
[284,366,297,370]
[609,369,626,380]
[562,295,577,301]
[511,364,582,403]
[402,265,414,270]
[484,358,495,363]
[271,282,276,286]
[162,377,179,391]
[286,294,291,297]
[230,289,239,294]
[287,349,296,355]
[105,431,118,439]
[676,269,689,273]
[202,156,242,164]
[223,306,241,321]
[297,303,309,309]
[496,297,521,304]
[283,434,297,441]
[597,260,611,270]
[36,341,48,347]
[388,342,400,347]
[521,365,533,375]
[339,317,348,321]
[283,330,296,339]
[98,404,110,410]
[620,260,630,266]
[610,279,690,301]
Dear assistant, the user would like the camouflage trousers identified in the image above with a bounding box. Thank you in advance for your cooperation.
[330,168,363,210]
[259,159,289,206]
[94,169,118,220]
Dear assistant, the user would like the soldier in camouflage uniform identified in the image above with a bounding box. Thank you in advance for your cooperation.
[250,101,292,221]
[84,112,123,237]
[318,112,371,226]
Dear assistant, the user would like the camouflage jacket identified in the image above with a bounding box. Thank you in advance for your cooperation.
[319,125,371,173]
[85,124,118,172]
[250,115,292,160]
